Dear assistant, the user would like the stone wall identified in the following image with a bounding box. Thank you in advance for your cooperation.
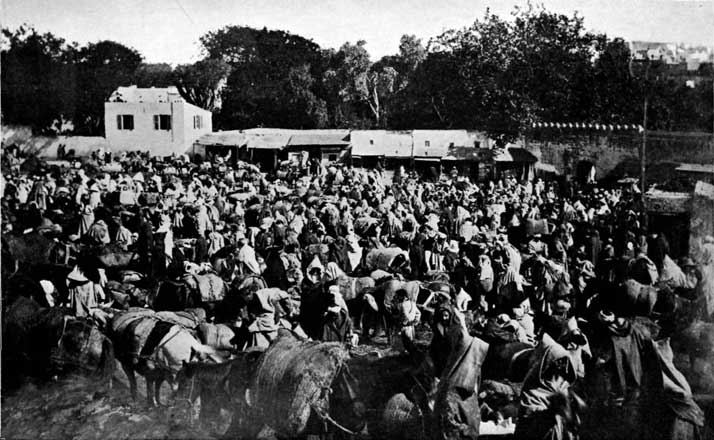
[524,130,714,181]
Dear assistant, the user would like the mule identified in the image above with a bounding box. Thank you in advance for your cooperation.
[153,272,227,317]
[3,297,115,387]
[110,314,218,407]
[174,350,264,429]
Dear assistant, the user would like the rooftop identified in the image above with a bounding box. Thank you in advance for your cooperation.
[107,86,183,103]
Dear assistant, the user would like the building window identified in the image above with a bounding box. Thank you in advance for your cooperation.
[193,115,203,129]
[449,142,454,148]
[153,114,171,130]
[369,139,374,145]
[474,141,481,148]
[116,114,134,130]
[425,140,430,147]
[328,154,338,161]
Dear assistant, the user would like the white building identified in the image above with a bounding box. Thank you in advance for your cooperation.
[104,86,212,156]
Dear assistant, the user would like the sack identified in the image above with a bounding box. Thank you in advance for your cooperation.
[119,189,136,205]
[141,192,160,206]
[186,273,227,303]
[110,308,155,336]
[525,219,551,236]
[250,334,349,437]
[366,247,409,272]
[155,310,205,330]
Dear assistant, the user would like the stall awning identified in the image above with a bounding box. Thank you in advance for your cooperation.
[645,189,691,213]
[676,163,714,175]
[414,156,441,162]
[535,162,559,174]
[490,147,537,163]
[287,132,349,147]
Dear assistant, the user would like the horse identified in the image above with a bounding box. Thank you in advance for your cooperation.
[3,296,115,388]
[262,249,303,291]
[2,232,59,273]
[330,340,437,439]
[481,341,535,383]
[526,256,573,319]
[174,350,264,429]
[153,271,228,317]
[362,278,423,342]
[109,313,219,407]
[384,301,487,440]
[214,274,268,324]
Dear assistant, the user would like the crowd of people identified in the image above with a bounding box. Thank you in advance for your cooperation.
[2,147,714,439]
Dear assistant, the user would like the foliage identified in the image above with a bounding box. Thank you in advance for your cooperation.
[173,58,230,111]
[2,10,712,137]
[133,63,174,88]
[1,27,78,133]
[202,25,326,129]
[73,40,143,135]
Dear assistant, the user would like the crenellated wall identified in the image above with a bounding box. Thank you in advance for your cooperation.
[524,130,714,181]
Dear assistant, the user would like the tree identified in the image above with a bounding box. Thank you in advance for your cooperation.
[322,41,398,127]
[173,58,230,111]
[1,26,78,132]
[397,34,427,73]
[202,26,326,129]
[74,40,142,135]
[133,63,174,88]
[285,64,328,128]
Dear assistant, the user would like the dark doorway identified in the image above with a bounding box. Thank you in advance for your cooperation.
[576,160,595,185]
[647,213,690,258]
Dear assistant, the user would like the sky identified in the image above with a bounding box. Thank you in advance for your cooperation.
[3,0,714,65]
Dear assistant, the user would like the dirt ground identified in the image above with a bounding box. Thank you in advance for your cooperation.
[3,327,713,440]
[0,333,398,440]
[1,367,215,440]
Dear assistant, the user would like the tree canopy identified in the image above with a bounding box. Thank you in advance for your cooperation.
[2,8,711,137]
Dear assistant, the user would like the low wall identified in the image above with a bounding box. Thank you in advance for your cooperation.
[524,130,714,181]
[2,125,106,158]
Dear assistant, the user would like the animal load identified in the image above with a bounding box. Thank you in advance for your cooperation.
[3,232,55,267]
[105,281,146,309]
[365,247,410,272]
[248,333,349,438]
[197,322,236,350]
[4,297,114,380]
[50,317,115,378]
[110,313,218,406]
[183,272,227,303]
[155,310,206,330]
[353,217,379,237]
[525,218,552,236]
[110,307,155,336]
